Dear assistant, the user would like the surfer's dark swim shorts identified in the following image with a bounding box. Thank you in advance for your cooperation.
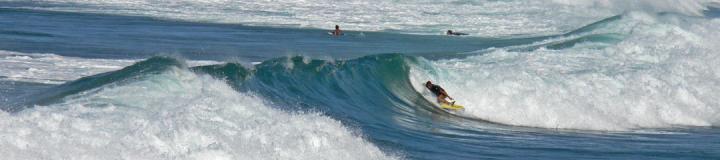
[429,85,443,96]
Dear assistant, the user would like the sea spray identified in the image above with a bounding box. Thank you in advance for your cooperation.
[411,12,720,130]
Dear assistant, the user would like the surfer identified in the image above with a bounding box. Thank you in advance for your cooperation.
[425,81,454,105]
[332,25,343,36]
[446,30,467,36]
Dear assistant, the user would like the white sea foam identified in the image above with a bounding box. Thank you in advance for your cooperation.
[0,0,608,37]
[552,0,716,16]
[0,67,397,160]
[0,51,220,84]
[0,51,134,84]
[411,12,720,131]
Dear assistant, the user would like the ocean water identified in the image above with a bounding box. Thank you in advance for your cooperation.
[1,0,720,159]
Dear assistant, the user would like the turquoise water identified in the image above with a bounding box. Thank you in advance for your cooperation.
[2,1,720,160]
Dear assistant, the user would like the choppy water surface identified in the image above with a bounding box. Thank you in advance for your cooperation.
[1,0,720,159]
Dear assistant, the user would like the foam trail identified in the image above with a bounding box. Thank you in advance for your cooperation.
[0,67,397,160]
[411,12,720,130]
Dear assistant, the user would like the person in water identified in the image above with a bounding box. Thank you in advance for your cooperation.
[446,30,467,36]
[425,81,454,105]
[332,25,343,36]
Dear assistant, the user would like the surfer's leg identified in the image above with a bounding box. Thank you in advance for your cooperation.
[437,94,449,104]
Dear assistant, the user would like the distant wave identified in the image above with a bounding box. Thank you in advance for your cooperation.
[5,0,715,36]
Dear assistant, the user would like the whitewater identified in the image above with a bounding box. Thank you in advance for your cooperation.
[1,0,720,159]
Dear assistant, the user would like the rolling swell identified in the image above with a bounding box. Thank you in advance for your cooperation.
[191,54,442,119]
[509,14,627,52]
[8,57,183,112]
[14,53,445,123]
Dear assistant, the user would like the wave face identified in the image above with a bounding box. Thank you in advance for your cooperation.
[0,57,397,160]
[4,0,713,36]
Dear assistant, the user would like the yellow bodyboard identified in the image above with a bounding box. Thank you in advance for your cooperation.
[440,103,464,111]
